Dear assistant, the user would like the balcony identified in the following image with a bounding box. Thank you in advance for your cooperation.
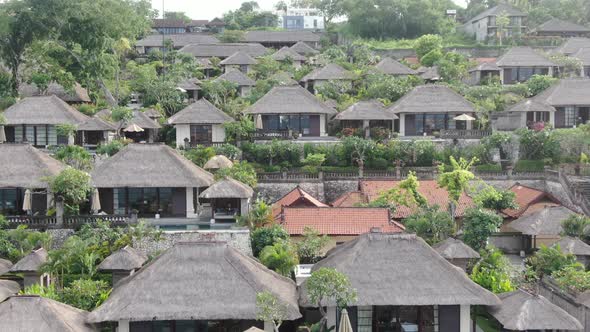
[251,129,292,140]
[439,129,492,139]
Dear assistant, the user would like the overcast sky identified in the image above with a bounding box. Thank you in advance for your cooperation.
[151,0,467,21]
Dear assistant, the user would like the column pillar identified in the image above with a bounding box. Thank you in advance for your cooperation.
[549,111,556,128]
[327,306,337,330]
[185,187,197,218]
[118,320,130,332]
[399,114,406,136]
[46,190,53,212]
[264,321,274,332]
[363,120,370,138]
[459,305,470,332]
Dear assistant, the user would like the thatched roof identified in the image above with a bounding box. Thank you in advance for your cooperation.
[77,117,117,131]
[271,47,306,62]
[203,155,234,170]
[19,82,91,103]
[3,95,89,125]
[534,78,590,106]
[290,41,319,56]
[9,248,47,273]
[468,4,526,22]
[179,43,268,58]
[168,99,234,125]
[98,246,147,272]
[573,47,590,66]
[199,178,254,199]
[301,63,354,82]
[496,47,556,67]
[245,86,337,115]
[91,144,214,188]
[0,280,20,302]
[375,57,417,75]
[335,100,398,121]
[418,66,441,81]
[553,236,590,256]
[269,71,299,86]
[507,206,576,236]
[557,37,590,55]
[244,30,320,43]
[0,144,65,188]
[136,33,219,48]
[489,289,583,330]
[0,295,95,332]
[386,85,475,114]
[433,238,480,260]
[143,108,162,119]
[535,18,590,33]
[469,61,500,72]
[177,77,202,91]
[505,98,556,113]
[127,110,161,129]
[299,233,500,307]
[220,51,258,66]
[214,69,256,87]
[88,242,301,322]
[0,258,13,275]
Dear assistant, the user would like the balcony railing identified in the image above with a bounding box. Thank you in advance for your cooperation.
[4,215,132,229]
[439,129,492,139]
[186,141,227,148]
[251,129,292,140]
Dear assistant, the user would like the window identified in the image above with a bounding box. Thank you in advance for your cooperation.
[190,125,212,144]
[565,106,577,127]
[0,189,19,215]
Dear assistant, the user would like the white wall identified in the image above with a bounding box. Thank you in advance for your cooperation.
[212,124,226,142]
[175,124,190,148]
[320,114,327,136]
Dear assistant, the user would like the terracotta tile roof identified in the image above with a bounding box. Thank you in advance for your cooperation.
[331,191,368,207]
[503,184,560,218]
[280,207,404,236]
[272,186,328,218]
[360,180,474,218]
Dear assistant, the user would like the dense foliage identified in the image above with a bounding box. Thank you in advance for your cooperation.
[470,247,514,293]
[404,205,455,245]
[250,224,289,257]
[461,207,503,252]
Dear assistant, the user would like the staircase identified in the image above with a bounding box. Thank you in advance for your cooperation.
[562,174,590,215]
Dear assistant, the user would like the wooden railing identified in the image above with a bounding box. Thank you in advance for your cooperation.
[4,215,132,229]
[439,129,492,139]
[251,129,291,140]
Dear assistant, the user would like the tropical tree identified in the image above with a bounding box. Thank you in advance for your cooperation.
[215,161,257,188]
[437,156,476,217]
[250,224,289,257]
[404,205,455,245]
[259,240,299,277]
[561,214,590,238]
[47,168,92,215]
[306,267,357,332]
[495,11,510,45]
[473,185,518,212]
[256,291,289,332]
[526,245,581,279]
[470,247,514,293]
[295,227,329,264]
[461,207,503,252]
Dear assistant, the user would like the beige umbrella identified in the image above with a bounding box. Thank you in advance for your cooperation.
[453,113,476,121]
[91,188,101,214]
[0,126,5,143]
[338,309,353,332]
[22,189,32,212]
[123,123,144,132]
[255,114,263,130]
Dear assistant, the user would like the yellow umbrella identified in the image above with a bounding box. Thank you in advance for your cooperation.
[91,188,101,213]
[22,189,32,212]
[0,125,5,143]
[123,123,144,132]
[255,114,263,130]
[338,309,353,332]
[453,113,476,121]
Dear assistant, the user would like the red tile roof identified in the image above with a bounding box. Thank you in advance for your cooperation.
[280,207,404,236]
[272,186,328,218]
[331,191,368,207]
[360,180,474,218]
[503,184,560,218]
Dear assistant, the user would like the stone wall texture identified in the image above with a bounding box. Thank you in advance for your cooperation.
[133,229,252,257]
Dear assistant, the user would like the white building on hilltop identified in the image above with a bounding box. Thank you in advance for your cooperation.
[276,8,324,30]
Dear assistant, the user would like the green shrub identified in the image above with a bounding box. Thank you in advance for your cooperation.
[367,157,389,170]
[514,160,545,172]
[250,225,290,257]
[526,245,580,278]
[259,240,298,277]
[553,266,590,293]
[214,144,241,160]
[77,104,96,116]
[215,161,257,187]
[475,164,502,172]
[471,247,514,293]
[59,279,111,311]
[183,146,216,167]
[96,139,129,156]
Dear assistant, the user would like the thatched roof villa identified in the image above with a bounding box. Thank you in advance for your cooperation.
[432,237,480,271]
[90,144,214,218]
[9,247,48,287]
[97,245,148,285]
[298,232,499,332]
[88,242,301,331]
[200,178,254,223]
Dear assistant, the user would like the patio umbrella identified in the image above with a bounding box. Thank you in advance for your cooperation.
[255,114,263,130]
[22,189,32,212]
[338,309,353,332]
[0,126,5,143]
[453,113,476,121]
[123,123,144,132]
[91,188,101,214]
